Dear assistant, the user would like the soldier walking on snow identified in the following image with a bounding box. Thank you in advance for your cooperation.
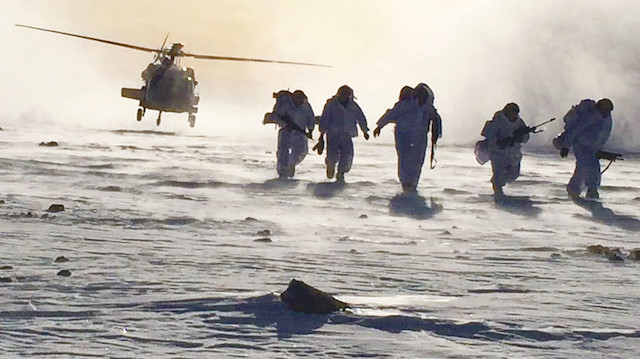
[480,103,530,195]
[318,85,370,182]
[553,98,614,199]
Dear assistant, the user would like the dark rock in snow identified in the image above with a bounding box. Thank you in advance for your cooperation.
[586,244,624,262]
[57,270,72,277]
[359,214,368,219]
[0,265,13,270]
[441,230,452,235]
[254,237,272,243]
[244,217,258,222]
[256,229,271,236]
[0,199,5,204]
[47,204,65,213]
[39,141,59,147]
[54,256,69,263]
[628,250,640,261]
[0,277,12,283]
[280,279,349,314]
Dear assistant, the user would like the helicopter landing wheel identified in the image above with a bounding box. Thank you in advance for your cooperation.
[136,108,143,122]
[188,114,196,128]
[156,112,162,126]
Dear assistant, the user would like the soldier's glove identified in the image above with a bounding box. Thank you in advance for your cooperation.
[313,137,325,155]
[373,126,381,138]
[560,147,569,158]
[363,132,370,140]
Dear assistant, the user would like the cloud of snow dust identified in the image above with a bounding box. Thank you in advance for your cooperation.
[2,0,639,151]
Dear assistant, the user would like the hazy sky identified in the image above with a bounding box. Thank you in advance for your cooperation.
[2,0,639,149]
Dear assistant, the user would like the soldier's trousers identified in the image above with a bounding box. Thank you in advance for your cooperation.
[567,143,601,194]
[490,152,522,189]
[325,132,354,174]
[395,131,427,188]
[277,129,308,177]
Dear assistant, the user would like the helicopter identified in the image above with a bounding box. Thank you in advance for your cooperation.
[16,24,329,128]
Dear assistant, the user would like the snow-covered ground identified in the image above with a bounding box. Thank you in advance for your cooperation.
[1,125,639,358]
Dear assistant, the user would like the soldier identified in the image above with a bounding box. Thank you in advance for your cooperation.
[373,86,424,192]
[481,103,530,195]
[553,98,614,198]
[264,90,315,179]
[318,85,370,182]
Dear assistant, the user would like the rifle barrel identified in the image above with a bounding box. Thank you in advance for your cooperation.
[532,117,556,128]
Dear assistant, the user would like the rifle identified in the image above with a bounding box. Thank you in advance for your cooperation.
[429,117,440,169]
[429,140,437,169]
[596,150,623,162]
[263,112,312,139]
[597,150,623,174]
[497,117,556,149]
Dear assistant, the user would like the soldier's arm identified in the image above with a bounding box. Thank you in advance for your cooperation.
[355,104,369,133]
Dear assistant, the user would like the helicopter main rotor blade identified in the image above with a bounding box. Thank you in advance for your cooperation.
[15,24,159,54]
[154,33,171,62]
[186,53,331,68]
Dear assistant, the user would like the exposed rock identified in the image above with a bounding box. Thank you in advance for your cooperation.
[39,141,59,147]
[54,256,69,263]
[452,226,459,229]
[441,230,452,236]
[47,204,65,213]
[280,279,349,314]
[254,237,272,243]
[586,245,624,262]
[550,253,562,259]
[359,214,368,219]
[101,186,122,192]
[628,250,640,261]
[0,199,5,204]
[256,229,271,236]
[0,277,12,283]
[57,269,72,277]
[0,265,13,270]
[244,217,258,222]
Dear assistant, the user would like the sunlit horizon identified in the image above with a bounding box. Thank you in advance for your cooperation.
[2,0,638,149]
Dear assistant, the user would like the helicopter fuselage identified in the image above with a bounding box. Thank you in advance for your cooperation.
[122,62,199,114]
[122,61,199,126]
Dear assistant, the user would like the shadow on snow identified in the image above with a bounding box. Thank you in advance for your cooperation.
[572,198,640,232]
[144,293,640,344]
[493,195,542,218]
[389,192,442,219]
[309,181,346,198]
